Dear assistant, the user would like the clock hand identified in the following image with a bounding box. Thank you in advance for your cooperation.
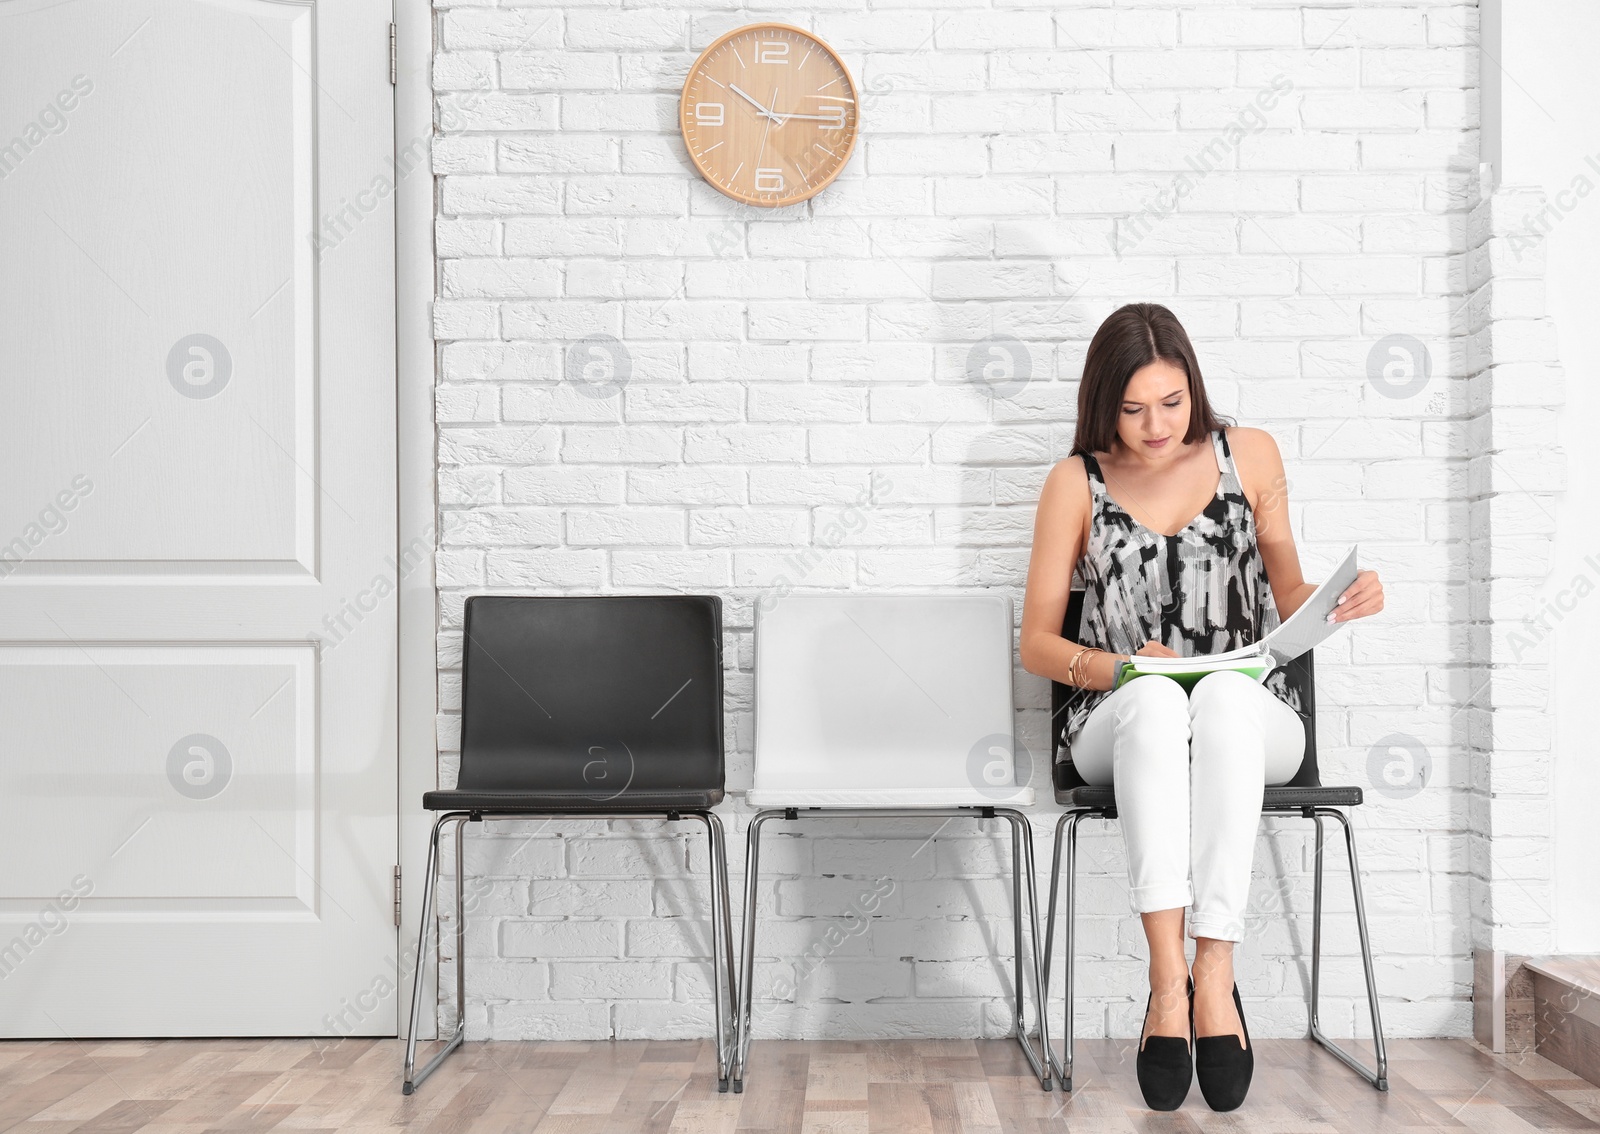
[756,84,793,128]
[752,85,781,185]
[728,83,782,121]
[762,110,845,123]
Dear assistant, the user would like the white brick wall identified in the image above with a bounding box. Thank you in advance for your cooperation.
[1464,179,1566,962]
[431,0,1489,1041]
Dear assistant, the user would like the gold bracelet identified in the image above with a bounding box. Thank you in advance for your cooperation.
[1085,647,1104,687]
[1069,646,1102,688]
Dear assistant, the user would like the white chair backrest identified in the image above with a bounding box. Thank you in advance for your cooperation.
[751,593,1030,806]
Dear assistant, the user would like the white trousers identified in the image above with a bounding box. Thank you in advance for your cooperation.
[1066,669,1306,942]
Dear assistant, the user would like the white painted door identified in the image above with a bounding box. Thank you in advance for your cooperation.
[0,0,399,1036]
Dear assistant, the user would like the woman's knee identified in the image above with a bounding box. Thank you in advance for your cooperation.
[1188,668,1263,721]
[1189,669,1271,755]
[1111,674,1190,739]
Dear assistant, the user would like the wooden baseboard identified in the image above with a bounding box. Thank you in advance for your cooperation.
[1473,949,1535,1053]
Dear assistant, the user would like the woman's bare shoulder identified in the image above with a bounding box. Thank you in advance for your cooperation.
[1050,452,1092,478]
[1043,454,1093,499]
[1222,426,1286,497]
[1223,425,1281,455]
[1039,455,1093,542]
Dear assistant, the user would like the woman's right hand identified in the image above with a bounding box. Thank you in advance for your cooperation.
[1087,642,1176,690]
[1088,650,1132,691]
[1094,641,1178,690]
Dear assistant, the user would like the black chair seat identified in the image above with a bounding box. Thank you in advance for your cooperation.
[1053,783,1362,809]
[423,787,724,812]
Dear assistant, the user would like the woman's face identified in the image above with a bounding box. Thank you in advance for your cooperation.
[1114,359,1191,460]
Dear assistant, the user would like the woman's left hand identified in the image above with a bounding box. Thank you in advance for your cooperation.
[1328,568,1383,622]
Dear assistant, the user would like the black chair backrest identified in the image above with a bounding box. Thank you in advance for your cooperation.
[1051,590,1321,790]
[459,595,724,794]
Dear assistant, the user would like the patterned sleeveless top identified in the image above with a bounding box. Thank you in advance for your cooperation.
[1058,427,1304,748]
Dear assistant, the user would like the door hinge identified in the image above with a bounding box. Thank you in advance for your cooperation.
[388,22,397,85]
[393,865,402,926]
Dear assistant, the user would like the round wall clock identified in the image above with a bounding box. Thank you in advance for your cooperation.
[679,23,860,208]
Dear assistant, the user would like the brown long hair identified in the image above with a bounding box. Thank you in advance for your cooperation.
[1070,303,1232,457]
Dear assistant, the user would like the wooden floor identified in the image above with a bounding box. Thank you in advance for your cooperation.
[2,1035,1597,1133]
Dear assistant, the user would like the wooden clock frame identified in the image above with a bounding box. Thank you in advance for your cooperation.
[678,22,861,208]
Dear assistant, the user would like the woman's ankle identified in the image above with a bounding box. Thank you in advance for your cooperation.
[1189,942,1233,987]
[1148,956,1190,986]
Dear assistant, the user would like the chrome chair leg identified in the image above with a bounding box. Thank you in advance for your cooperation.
[402,812,469,1095]
[1311,814,1323,1030]
[1309,807,1389,1091]
[734,808,1053,1094]
[1042,810,1085,1090]
[732,811,774,1093]
[402,809,739,1096]
[713,814,739,1061]
[1012,818,1024,1037]
[694,810,736,1091]
[1000,809,1053,1091]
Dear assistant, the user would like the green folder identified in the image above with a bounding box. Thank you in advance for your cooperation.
[1112,655,1271,693]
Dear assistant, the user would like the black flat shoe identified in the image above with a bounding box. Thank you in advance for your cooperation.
[1135,976,1193,1111]
[1194,981,1253,1112]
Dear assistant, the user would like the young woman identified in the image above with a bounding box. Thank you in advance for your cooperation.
[1019,303,1383,1112]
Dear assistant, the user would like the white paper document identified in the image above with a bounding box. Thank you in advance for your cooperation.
[1254,544,1361,664]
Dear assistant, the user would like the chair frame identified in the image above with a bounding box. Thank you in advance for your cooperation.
[733,805,1055,1093]
[402,807,738,1095]
[1040,593,1389,1093]
[402,593,735,1095]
